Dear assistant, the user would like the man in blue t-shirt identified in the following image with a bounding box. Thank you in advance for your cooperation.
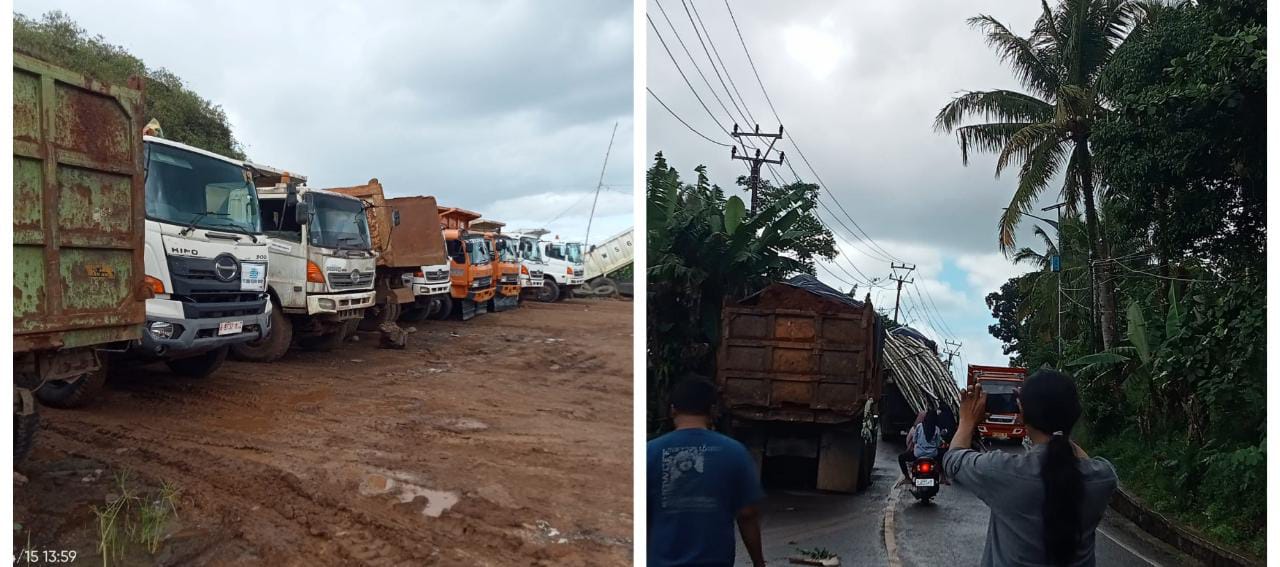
[648,376,766,567]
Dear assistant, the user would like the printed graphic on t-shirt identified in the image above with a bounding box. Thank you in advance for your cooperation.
[660,445,723,511]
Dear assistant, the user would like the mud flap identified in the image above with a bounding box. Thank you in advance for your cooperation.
[492,294,519,312]
[459,299,489,321]
[816,428,863,493]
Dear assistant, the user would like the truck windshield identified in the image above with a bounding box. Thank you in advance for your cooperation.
[980,380,1020,414]
[145,142,262,234]
[466,237,491,265]
[496,238,518,262]
[547,243,583,263]
[309,193,371,250]
[520,237,544,262]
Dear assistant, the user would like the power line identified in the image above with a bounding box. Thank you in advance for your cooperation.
[647,87,732,147]
[683,0,756,128]
[653,0,743,134]
[647,13,732,138]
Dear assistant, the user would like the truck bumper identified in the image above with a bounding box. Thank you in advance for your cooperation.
[976,423,1026,441]
[413,281,450,296]
[137,300,271,356]
[307,291,375,319]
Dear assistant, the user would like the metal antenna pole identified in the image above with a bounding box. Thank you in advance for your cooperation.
[584,121,618,249]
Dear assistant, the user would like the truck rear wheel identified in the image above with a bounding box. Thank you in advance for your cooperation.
[35,367,107,409]
[429,296,454,320]
[166,346,229,378]
[15,388,38,465]
[538,278,559,302]
[230,302,292,362]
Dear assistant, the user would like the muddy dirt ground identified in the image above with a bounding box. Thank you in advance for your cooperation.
[14,298,633,566]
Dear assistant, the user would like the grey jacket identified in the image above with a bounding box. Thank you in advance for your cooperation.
[942,444,1118,566]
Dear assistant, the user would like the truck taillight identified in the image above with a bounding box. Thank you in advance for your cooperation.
[144,275,165,295]
[306,261,325,283]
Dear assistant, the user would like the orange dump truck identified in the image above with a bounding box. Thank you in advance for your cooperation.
[439,207,495,320]
[472,219,521,312]
[967,364,1029,441]
[326,179,448,333]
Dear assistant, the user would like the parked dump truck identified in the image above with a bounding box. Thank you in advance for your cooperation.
[512,232,547,298]
[439,207,495,319]
[968,364,1028,442]
[509,229,584,301]
[13,53,148,460]
[231,170,376,362]
[398,237,451,323]
[716,275,884,493]
[472,219,521,312]
[581,227,634,297]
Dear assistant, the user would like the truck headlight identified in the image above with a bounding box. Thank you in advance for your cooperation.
[149,321,177,340]
[318,298,336,310]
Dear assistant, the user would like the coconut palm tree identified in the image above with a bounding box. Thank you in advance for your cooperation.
[934,0,1141,350]
[1012,225,1060,271]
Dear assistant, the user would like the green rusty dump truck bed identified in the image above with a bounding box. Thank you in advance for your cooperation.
[13,53,147,353]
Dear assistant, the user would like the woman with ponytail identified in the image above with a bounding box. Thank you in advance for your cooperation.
[943,370,1118,566]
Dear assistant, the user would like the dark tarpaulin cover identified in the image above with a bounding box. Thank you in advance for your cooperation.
[780,274,864,309]
[890,326,938,354]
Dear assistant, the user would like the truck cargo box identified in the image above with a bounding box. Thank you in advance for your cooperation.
[717,275,883,424]
[13,52,147,352]
[326,180,445,268]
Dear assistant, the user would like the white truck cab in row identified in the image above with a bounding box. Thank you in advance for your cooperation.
[401,243,452,321]
[510,229,585,302]
[230,171,376,362]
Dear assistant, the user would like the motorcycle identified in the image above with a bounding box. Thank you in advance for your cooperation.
[908,456,940,503]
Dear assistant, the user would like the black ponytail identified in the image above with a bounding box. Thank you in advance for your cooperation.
[1020,370,1084,566]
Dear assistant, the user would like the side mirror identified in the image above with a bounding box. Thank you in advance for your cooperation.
[285,182,299,206]
[392,209,401,227]
[294,200,312,226]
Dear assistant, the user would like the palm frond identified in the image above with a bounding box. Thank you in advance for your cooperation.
[967,14,1061,98]
[954,122,1033,165]
[995,123,1062,178]
[999,137,1068,252]
[934,89,1054,133]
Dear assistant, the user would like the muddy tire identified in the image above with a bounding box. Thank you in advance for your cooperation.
[359,299,402,332]
[399,305,430,323]
[35,367,107,409]
[231,302,292,362]
[428,296,454,320]
[537,278,559,302]
[166,346,229,379]
[589,277,617,297]
[299,320,354,351]
[14,395,38,465]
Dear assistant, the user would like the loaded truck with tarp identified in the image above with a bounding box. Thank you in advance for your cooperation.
[231,169,376,361]
[880,326,960,441]
[716,275,884,493]
[439,207,495,319]
[13,53,148,460]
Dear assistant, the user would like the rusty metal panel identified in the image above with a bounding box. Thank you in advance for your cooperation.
[385,196,447,267]
[13,53,146,353]
[716,284,884,424]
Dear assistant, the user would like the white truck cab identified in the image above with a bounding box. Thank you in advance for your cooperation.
[400,242,452,321]
[231,173,376,362]
[133,136,273,378]
[511,229,584,301]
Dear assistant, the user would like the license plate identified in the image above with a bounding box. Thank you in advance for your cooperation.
[217,321,243,336]
[240,262,266,291]
[914,478,935,487]
[993,433,1008,440]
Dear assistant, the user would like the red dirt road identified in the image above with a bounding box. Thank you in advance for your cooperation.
[14,299,633,566]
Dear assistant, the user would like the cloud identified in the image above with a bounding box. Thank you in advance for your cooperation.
[17,0,634,239]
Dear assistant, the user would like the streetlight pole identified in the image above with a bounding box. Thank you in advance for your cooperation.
[1042,202,1067,360]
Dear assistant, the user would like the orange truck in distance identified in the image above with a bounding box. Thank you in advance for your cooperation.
[439,207,495,320]
[472,219,521,312]
[967,364,1029,442]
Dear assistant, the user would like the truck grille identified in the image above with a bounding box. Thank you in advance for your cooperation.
[472,276,492,288]
[499,274,519,284]
[424,268,449,283]
[529,270,543,279]
[179,292,267,319]
[327,269,375,290]
[573,268,584,277]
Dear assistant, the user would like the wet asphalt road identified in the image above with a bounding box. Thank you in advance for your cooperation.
[736,439,1202,566]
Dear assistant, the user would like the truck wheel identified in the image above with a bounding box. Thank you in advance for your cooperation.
[359,299,402,331]
[299,321,355,351]
[538,278,559,302]
[399,305,430,322]
[591,277,618,297]
[231,302,292,362]
[15,389,38,465]
[429,296,454,320]
[35,367,107,409]
[166,346,229,378]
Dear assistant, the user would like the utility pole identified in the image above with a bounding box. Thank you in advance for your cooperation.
[729,123,784,213]
[1042,201,1067,360]
[889,262,915,324]
[583,121,618,250]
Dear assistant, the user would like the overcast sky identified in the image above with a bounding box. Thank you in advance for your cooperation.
[16,0,633,244]
[647,1,1052,381]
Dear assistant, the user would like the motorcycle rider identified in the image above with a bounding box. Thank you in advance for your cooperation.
[897,406,943,487]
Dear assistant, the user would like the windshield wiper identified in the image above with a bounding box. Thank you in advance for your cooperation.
[178,211,229,236]
[221,219,260,243]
